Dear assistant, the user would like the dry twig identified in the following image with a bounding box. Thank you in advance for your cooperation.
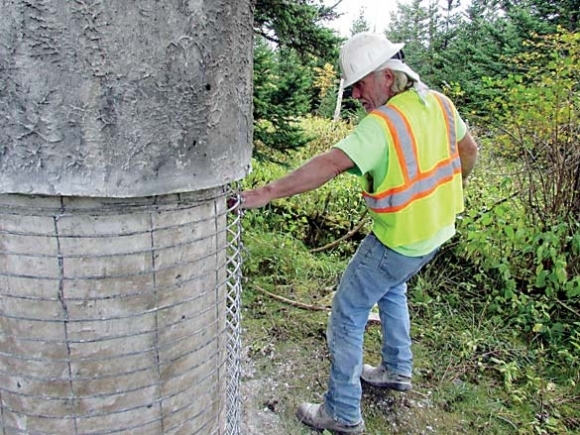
[252,285,330,311]
[310,212,369,253]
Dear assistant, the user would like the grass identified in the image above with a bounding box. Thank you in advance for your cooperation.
[241,265,580,434]
[239,117,580,435]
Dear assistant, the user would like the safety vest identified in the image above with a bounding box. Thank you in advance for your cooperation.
[364,90,464,248]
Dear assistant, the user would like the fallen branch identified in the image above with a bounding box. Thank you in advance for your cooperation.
[252,285,384,329]
[555,299,580,318]
[310,212,369,253]
[252,285,330,311]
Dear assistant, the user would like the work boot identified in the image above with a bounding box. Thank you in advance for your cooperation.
[361,364,412,391]
[296,402,365,434]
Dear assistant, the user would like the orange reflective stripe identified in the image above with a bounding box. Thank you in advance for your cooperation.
[363,160,461,212]
[364,92,462,212]
[372,106,417,183]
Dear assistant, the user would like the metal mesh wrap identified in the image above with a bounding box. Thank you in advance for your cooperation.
[0,187,243,435]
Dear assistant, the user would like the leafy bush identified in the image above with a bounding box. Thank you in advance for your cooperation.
[243,116,368,255]
[484,28,580,224]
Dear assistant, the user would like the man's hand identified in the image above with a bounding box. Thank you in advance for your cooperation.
[226,186,273,212]
[239,187,272,209]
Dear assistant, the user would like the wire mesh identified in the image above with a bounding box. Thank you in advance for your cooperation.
[224,183,243,435]
[0,186,244,435]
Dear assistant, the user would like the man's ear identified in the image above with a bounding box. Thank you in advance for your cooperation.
[381,69,395,91]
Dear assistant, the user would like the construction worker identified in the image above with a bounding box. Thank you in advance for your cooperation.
[238,32,478,434]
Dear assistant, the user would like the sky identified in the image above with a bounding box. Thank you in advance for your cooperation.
[323,0,410,37]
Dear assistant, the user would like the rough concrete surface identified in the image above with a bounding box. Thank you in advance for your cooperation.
[0,1,253,197]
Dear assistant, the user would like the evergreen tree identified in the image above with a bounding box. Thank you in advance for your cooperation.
[253,37,315,158]
[386,0,431,75]
[252,0,343,156]
[387,0,529,118]
[436,0,525,116]
[502,0,580,31]
[254,0,342,59]
[350,7,371,35]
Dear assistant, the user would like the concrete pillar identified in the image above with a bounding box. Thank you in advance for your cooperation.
[0,0,252,196]
[0,1,252,434]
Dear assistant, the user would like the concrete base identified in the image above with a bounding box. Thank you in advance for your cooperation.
[0,190,229,434]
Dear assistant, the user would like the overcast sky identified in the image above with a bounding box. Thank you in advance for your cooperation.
[323,0,409,36]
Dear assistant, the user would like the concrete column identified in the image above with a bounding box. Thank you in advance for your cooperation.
[0,0,252,196]
[0,191,230,434]
[0,1,252,434]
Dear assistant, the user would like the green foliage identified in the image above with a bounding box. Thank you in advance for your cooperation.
[438,148,580,389]
[254,0,342,60]
[504,0,580,32]
[405,285,580,434]
[441,31,580,370]
[387,0,527,118]
[349,7,370,36]
[386,0,431,73]
[252,0,343,156]
[253,37,316,158]
[312,63,341,119]
[484,28,580,222]
[243,117,366,253]
[240,116,580,434]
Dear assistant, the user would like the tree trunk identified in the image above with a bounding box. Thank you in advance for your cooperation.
[333,78,345,121]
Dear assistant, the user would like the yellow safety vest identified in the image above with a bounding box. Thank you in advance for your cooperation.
[364,90,464,248]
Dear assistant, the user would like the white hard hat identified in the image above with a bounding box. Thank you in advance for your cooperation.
[339,32,405,87]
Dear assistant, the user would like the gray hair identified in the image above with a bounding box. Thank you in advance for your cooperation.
[374,60,415,93]
[374,68,414,93]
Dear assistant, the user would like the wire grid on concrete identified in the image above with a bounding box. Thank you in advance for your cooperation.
[0,186,244,435]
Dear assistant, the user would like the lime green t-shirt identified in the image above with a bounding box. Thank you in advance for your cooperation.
[333,92,467,256]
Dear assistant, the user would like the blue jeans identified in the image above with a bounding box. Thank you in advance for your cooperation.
[323,233,438,425]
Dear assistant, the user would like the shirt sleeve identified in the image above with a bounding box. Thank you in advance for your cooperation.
[332,114,388,177]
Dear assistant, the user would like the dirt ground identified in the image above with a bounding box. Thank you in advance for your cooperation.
[239,342,438,435]
[240,345,293,435]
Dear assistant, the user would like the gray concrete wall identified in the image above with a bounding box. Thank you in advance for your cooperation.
[0,0,253,197]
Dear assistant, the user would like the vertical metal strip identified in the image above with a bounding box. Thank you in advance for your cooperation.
[148,209,165,434]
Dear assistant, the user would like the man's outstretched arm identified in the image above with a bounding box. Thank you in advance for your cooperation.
[240,148,355,209]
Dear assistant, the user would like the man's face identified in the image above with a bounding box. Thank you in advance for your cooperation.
[351,70,393,112]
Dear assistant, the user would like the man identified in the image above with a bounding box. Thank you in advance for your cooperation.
[238,32,478,434]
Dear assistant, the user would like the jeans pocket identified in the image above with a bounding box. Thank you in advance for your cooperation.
[377,248,432,286]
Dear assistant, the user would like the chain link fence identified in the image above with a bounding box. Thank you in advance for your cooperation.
[225,186,244,435]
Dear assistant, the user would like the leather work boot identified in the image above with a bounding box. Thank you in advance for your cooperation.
[296,402,365,434]
[361,364,412,391]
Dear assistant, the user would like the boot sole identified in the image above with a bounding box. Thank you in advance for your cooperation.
[328,429,366,435]
[299,421,365,434]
